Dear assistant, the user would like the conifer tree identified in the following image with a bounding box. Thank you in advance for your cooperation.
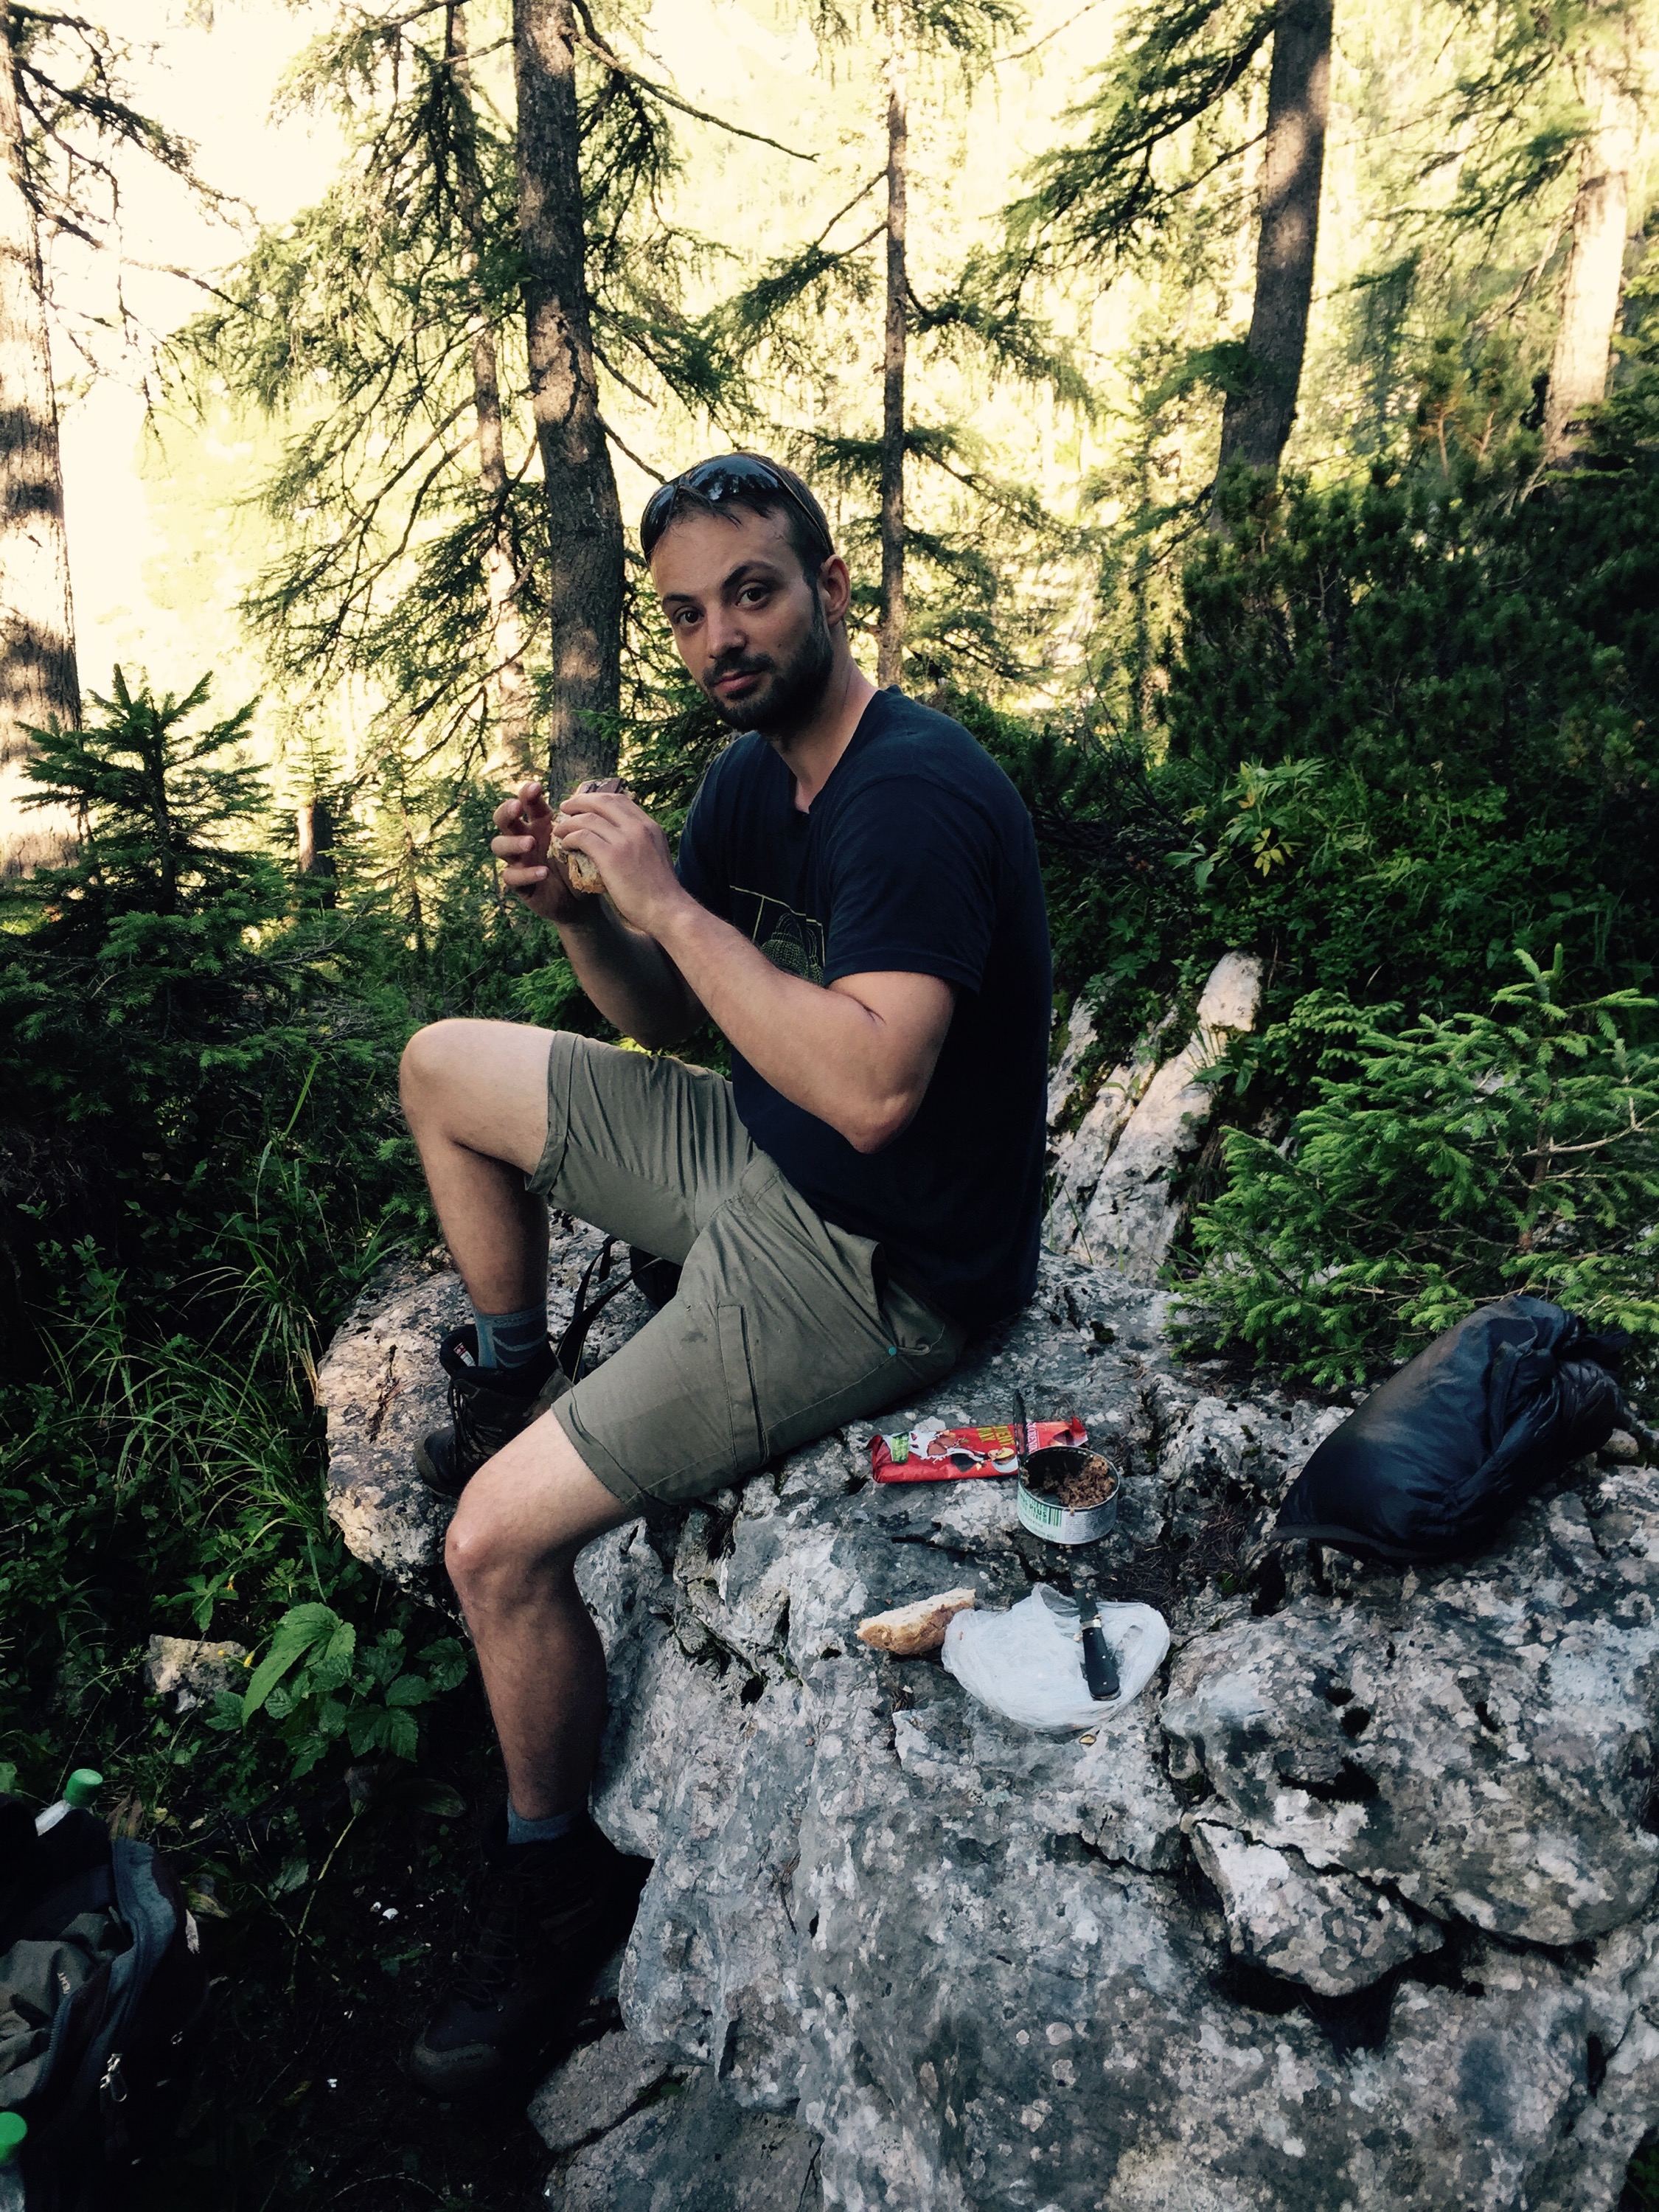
[1005,0,1337,492]
[448,1,533,782]
[1541,10,1644,462]
[1212,0,1331,481]
[0,5,199,873]
[1434,0,1653,466]
[177,0,787,810]
[514,0,623,790]
[709,0,1082,688]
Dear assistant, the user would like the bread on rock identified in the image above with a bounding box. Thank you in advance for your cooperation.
[856,1587,977,1657]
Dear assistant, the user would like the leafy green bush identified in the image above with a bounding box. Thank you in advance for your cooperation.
[0,675,465,1815]
[0,1239,470,1810]
[1160,451,1659,1015]
[1182,950,1659,1394]
[223,1602,467,1778]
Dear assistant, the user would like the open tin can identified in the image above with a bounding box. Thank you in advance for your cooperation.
[1016,1445,1119,1546]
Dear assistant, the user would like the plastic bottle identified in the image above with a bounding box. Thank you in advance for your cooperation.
[0,2111,27,2212]
[32,1769,108,1888]
[34,1769,101,1836]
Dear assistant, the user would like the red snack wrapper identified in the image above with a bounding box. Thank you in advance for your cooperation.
[869,1416,1087,1484]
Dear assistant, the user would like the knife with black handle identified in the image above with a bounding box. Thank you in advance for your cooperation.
[1075,1595,1119,1702]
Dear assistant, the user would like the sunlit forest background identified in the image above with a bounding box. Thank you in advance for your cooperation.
[1,0,1657,2200]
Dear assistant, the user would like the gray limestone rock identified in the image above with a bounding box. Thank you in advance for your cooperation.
[316,1225,654,1596]
[529,2029,685,2156]
[144,1634,249,1713]
[543,2063,822,2210]
[1190,1820,1440,1996]
[1068,952,1263,1284]
[1044,1028,1169,1258]
[1046,995,1098,1127]
[1161,1484,1659,1949]
[323,1227,1659,2208]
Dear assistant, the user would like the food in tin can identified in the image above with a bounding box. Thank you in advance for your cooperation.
[1021,1448,1116,1511]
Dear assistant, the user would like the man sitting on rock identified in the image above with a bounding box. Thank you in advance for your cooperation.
[397,452,1051,2096]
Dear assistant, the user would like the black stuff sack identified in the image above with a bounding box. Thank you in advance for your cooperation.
[1270,1295,1625,1566]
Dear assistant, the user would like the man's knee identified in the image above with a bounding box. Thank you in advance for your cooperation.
[445,1484,571,1606]
[399,1018,476,1119]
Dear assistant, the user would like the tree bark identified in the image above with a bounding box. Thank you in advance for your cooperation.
[0,16,78,874]
[877,1,908,690]
[1543,41,1639,466]
[296,796,336,905]
[512,0,622,794]
[448,3,535,786]
[1214,0,1333,487]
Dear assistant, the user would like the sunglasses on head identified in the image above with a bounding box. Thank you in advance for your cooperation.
[640,454,832,563]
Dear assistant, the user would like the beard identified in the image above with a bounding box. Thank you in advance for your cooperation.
[703,591,835,735]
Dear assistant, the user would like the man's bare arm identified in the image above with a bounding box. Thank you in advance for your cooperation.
[551,787,955,1152]
[491,781,702,1046]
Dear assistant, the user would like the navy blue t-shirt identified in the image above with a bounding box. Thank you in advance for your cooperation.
[675,688,1051,1329]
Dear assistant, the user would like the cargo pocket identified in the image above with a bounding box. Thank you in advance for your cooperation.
[715,1301,766,1475]
[880,1275,967,1371]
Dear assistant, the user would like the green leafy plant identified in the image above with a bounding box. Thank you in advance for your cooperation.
[1161,453,1659,1015]
[221,1604,468,1777]
[1181,949,1659,1393]
[1169,757,1326,889]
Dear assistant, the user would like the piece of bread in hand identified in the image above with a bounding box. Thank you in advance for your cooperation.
[856,1587,976,1658]
[551,775,630,894]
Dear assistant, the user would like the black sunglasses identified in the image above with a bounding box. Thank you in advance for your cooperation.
[640,454,832,563]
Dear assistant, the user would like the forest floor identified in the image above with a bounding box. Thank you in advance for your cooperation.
[135,1674,616,2212]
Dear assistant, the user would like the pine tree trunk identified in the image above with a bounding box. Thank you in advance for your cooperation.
[877,3,908,690]
[512,0,623,794]
[1214,0,1333,486]
[296,796,337,905]
[1543,44,1639,466]
[449,3,535,786]
[0,18,78,875]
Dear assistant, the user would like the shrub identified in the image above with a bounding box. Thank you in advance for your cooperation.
[1160,455,1659,1015]
[1182,949,1659,1396]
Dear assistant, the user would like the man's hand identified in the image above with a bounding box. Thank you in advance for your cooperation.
[491,781,585,924]
[549,787,685,935]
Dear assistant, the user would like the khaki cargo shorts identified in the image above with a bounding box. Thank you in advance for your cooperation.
[528,1032,967,1509]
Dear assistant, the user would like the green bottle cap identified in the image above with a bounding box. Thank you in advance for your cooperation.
[63,1770,102,1809]
[0,2110,26,2160]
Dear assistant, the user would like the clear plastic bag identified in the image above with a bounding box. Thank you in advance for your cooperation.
[941,1584,1170,1733]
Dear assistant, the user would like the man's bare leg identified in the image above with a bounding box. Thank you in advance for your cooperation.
[445,1416,634,1818]
[403,1021,644,2096]
[399,1015,636,1812]
[398,1018,557,1315]
[411,1414,640,2096]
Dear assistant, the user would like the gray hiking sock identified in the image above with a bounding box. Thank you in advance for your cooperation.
[472,1301,549,1372]
[505,1802,581,1847]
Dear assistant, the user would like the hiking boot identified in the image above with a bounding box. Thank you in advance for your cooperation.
[408,1813,644,2099]
[414,1326,565,1499]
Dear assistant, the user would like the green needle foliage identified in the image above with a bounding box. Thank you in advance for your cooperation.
[1004,0,1274,277]
[0,673,448,1813]
[1184,949,1659,1392]
[15,670,268,924]
[1158,413,1659,1013]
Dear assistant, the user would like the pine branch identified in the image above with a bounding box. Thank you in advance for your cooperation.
[568,0,817,161]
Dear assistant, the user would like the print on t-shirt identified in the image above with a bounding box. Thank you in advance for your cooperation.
[731,886,826,986]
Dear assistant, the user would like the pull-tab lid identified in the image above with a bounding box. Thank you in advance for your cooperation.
[63,1769,102,1809]
[0,2111,26,2161]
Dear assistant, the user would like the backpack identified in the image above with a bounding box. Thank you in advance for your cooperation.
[1270,1294,1626,1566]
[0,1792,207,2211]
